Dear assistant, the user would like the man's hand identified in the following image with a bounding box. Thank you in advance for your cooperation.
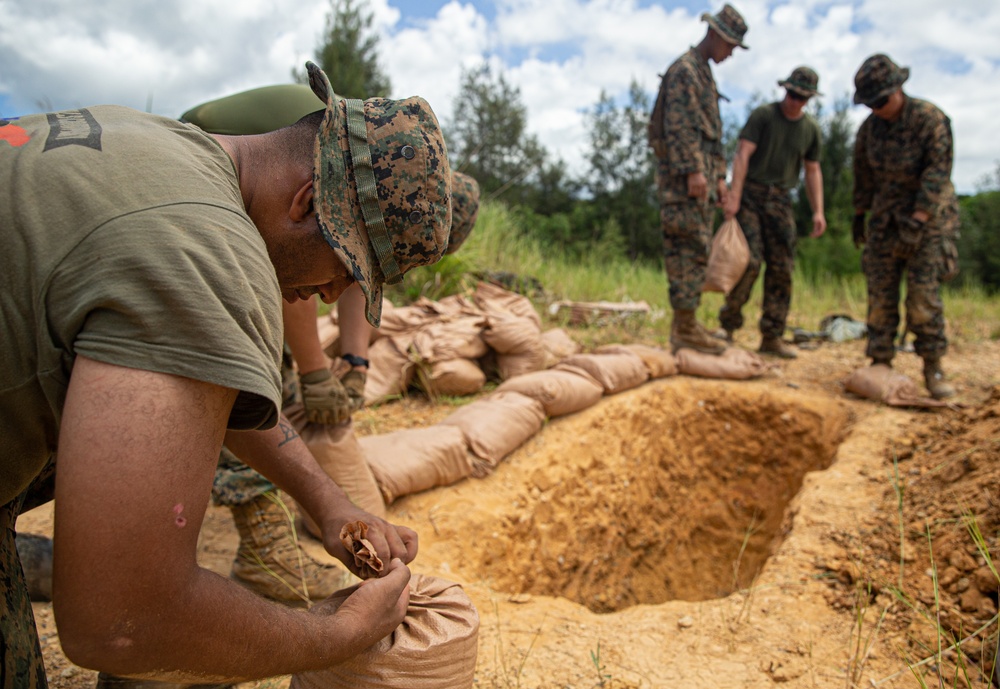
[300,368,351,425]
[810,211,828,239]
[321,509,418,580]
[340,370,367,413]
[686,171,708,200]
[723,192,740,220]
[894,213,924,260]
[306,558,411,659]
[852,213,867,249]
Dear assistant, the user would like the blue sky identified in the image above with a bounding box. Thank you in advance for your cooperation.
[2,0,999,192]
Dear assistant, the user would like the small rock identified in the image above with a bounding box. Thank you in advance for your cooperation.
[677,615,695,629]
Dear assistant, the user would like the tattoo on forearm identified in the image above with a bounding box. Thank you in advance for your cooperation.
[278,419,299,447]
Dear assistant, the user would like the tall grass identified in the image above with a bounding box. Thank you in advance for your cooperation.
[384,200,1000,343]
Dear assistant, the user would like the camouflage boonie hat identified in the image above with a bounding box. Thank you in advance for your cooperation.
[853,54,909,106]
[779,66,822,97]
[701,4,749,49]
[445,171,481,255]
[307,61,452,327]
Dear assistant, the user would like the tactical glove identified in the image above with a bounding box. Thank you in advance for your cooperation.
[300,368,352,425]
[852,213,867,249]
[340,369,367,413]
[893,214,924,260]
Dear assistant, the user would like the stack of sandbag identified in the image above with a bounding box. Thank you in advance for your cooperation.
[358,426,478,504]
[495,366,604,418]
[477,282,546,380]
[596,343,678,379]
[290,574,479,689]
[409,317,488,398]
[541,327,581,367]
[675,347,771,380]
[438,391,546,476]
[843,364,951,408]
[556,350,650,394]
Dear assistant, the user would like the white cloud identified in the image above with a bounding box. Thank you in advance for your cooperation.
[1,0,997,191]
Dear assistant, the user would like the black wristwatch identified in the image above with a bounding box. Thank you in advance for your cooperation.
[342,353,370,369]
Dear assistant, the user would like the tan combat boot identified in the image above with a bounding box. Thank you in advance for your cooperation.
[759,335,798,359]
[923,358,956,400]
[230,491,354,606]
[670,309,726,355]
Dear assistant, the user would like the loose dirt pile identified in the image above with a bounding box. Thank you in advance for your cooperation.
[17,337,1000,689]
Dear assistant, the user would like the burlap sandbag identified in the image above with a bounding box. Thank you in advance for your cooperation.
[596,343,678,378]
[496,367,604,418]
[365,336,416,405]
[370,303,437,342]
[290,574,479,689]
[416,358,487,398]
[540,327,581,368]
[675,347,770,380]
[482,314,546,380]
[411,318,488,362]
[703,218,750,294]
[284,406,386,520]
[439,391,546,474]
[843,364,950,408]
[474,281,541,328]
[358,426,476,503]
[556,351,649,394]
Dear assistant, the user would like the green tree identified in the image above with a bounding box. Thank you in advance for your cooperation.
[583,81,658,261]
[295,0,391,98]
[448,63,548,205]
[957,166,1000,292]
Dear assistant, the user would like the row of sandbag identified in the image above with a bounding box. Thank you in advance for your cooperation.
[292,338,773,522]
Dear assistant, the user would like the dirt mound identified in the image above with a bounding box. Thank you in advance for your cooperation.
[825,386,1000,686]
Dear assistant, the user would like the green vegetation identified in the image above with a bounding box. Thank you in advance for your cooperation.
[387,199,1000,343]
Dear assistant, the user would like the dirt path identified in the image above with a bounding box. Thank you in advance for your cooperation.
[17,338,1000,688]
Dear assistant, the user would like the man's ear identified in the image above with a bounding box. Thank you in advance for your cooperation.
[289,180,315,222]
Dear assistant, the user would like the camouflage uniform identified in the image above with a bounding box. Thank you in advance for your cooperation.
[719,181,798,337]
[1,460,55,689]
[853,71,959,364]
[657,47,728,311]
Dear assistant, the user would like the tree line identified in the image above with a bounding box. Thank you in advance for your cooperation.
[307,0,999,293]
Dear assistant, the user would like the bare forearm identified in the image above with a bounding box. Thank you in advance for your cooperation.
[283,295,329,374]
[805,164,824,215]
[337,283,372,360]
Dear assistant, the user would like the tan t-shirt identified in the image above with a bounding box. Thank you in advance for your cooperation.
[0,106,283,506]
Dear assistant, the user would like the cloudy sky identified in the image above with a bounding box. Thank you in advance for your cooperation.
[2,0,998,193]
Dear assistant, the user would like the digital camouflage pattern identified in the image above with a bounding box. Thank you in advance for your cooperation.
[778,66,821,97]
[2,460,56,689]
[853,94,959,363]
[701,3,749,49]
[308,62,451,328]
[853,53,909,107]
[661,199,715,311]
[719,182,797,338]
[655,47,727,311]
[446,171,481,255]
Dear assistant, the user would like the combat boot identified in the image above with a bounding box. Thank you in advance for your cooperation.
[923,358,956,400]
[670,309,726,355]
[229,491,353,606]
[711,327,734,344]
[759,336,798,359]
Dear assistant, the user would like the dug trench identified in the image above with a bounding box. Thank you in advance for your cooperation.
[417,379,850,613]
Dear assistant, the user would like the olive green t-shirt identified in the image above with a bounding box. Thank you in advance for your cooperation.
[741,102,822,190]
[0,106,283,506]
[180,84,324,134]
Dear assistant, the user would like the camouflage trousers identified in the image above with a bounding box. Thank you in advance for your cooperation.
[2,459,56,689]
[862,226,948,363]
[718,183,797,339]
[213,349,300,507]
[661,196,715,311]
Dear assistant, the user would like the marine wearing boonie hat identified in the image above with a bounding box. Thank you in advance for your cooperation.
[778,66,822,98]
[307,61,451,328]
[445,171,481,255]
[853,53,910,107]
[701,3,749,49]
